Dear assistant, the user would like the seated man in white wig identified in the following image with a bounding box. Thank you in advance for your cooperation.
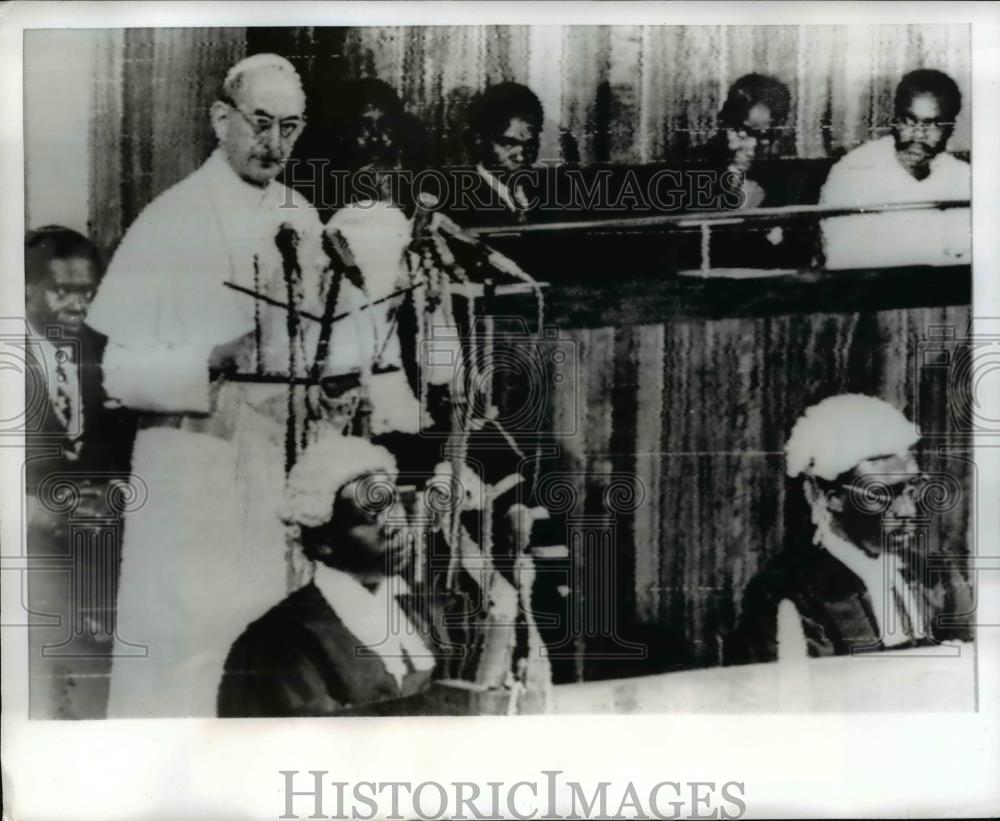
[217,434,440,717]
[731,394,973,663]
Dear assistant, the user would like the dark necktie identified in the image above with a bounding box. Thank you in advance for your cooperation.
[53,344,84,460]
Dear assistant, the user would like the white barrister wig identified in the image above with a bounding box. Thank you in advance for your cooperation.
[282,433,397,527]
[784,394,920,481]
[223,53,302,96]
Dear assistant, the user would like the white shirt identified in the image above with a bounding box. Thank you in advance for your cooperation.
[86,149,324,413]
[819,136,970,270]
[312,564,436,686]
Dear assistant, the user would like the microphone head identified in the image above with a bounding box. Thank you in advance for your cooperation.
[275,223,300,262]
[322,226,355,265]
[412,191,443,237]
[414,194,462,238]
[322,226,365,290]
[417,191,442,209]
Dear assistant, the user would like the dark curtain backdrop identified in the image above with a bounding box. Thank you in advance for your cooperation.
[90,24,970,253]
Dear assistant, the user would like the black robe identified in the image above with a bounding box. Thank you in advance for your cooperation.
[728,544,974,664]
[217,582,437,717]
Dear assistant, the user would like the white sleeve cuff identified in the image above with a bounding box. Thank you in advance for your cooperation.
[102,341,212,413]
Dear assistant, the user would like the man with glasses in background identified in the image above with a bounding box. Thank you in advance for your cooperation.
[730,394,974,663]
[439,81,546,229]
[85,53,326,717]
[819,69,971,269]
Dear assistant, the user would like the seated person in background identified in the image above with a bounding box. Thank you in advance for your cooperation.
[451,81,545,228]
[685,74,814,270]
[731,394,973,664]
[695,73,792,210]
[217,434,439,717]
[820,69,970,269]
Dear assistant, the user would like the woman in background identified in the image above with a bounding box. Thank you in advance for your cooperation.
[698,73,792,210]
[687,73,818,271]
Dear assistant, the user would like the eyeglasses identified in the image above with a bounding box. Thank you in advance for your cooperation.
[223,98,306,141]
[840,474,930,505]
[336,480,414,525]
[732,125,777,145]
[895,116,951,133]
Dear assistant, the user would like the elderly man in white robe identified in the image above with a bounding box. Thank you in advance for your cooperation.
[85,54,338,717]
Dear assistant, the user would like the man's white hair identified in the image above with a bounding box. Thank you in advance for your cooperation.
[222,52,303,101]
[785,394,920,481]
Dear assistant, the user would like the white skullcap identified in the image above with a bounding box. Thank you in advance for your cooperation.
[282,433,397,527]
[223,53,302,96]
[785,394,920,480]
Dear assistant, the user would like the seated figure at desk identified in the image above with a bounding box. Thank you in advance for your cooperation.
[819,69,970,270]
[732,394,973,663]
[695,73,792,210]
[217,434,439,716]
[686,74,816,271]
[450,81,545,229]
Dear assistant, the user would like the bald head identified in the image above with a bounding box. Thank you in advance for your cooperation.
[211,54,307,187]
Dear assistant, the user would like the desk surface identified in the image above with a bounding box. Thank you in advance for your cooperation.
[551,645,978,713]
[537,264,971,326]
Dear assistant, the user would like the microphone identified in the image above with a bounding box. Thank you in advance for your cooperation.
[322,226,365,290]
[275,222,301,275]
[413,192,534,283]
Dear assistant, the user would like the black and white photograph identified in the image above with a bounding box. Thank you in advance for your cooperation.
[2,2,999,819]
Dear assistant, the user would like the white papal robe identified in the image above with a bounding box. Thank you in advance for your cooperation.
[86,149,325,717]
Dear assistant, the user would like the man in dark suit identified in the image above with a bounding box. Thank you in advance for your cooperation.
[217,434,440,717]
[25,226,135,491]
[24,226,137,718]
[419,81,546,234]
[731,394,973,664]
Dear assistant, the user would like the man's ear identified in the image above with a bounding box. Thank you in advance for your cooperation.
[210,100,230,143]
[804,476,843,513]
[824,487,845,513]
